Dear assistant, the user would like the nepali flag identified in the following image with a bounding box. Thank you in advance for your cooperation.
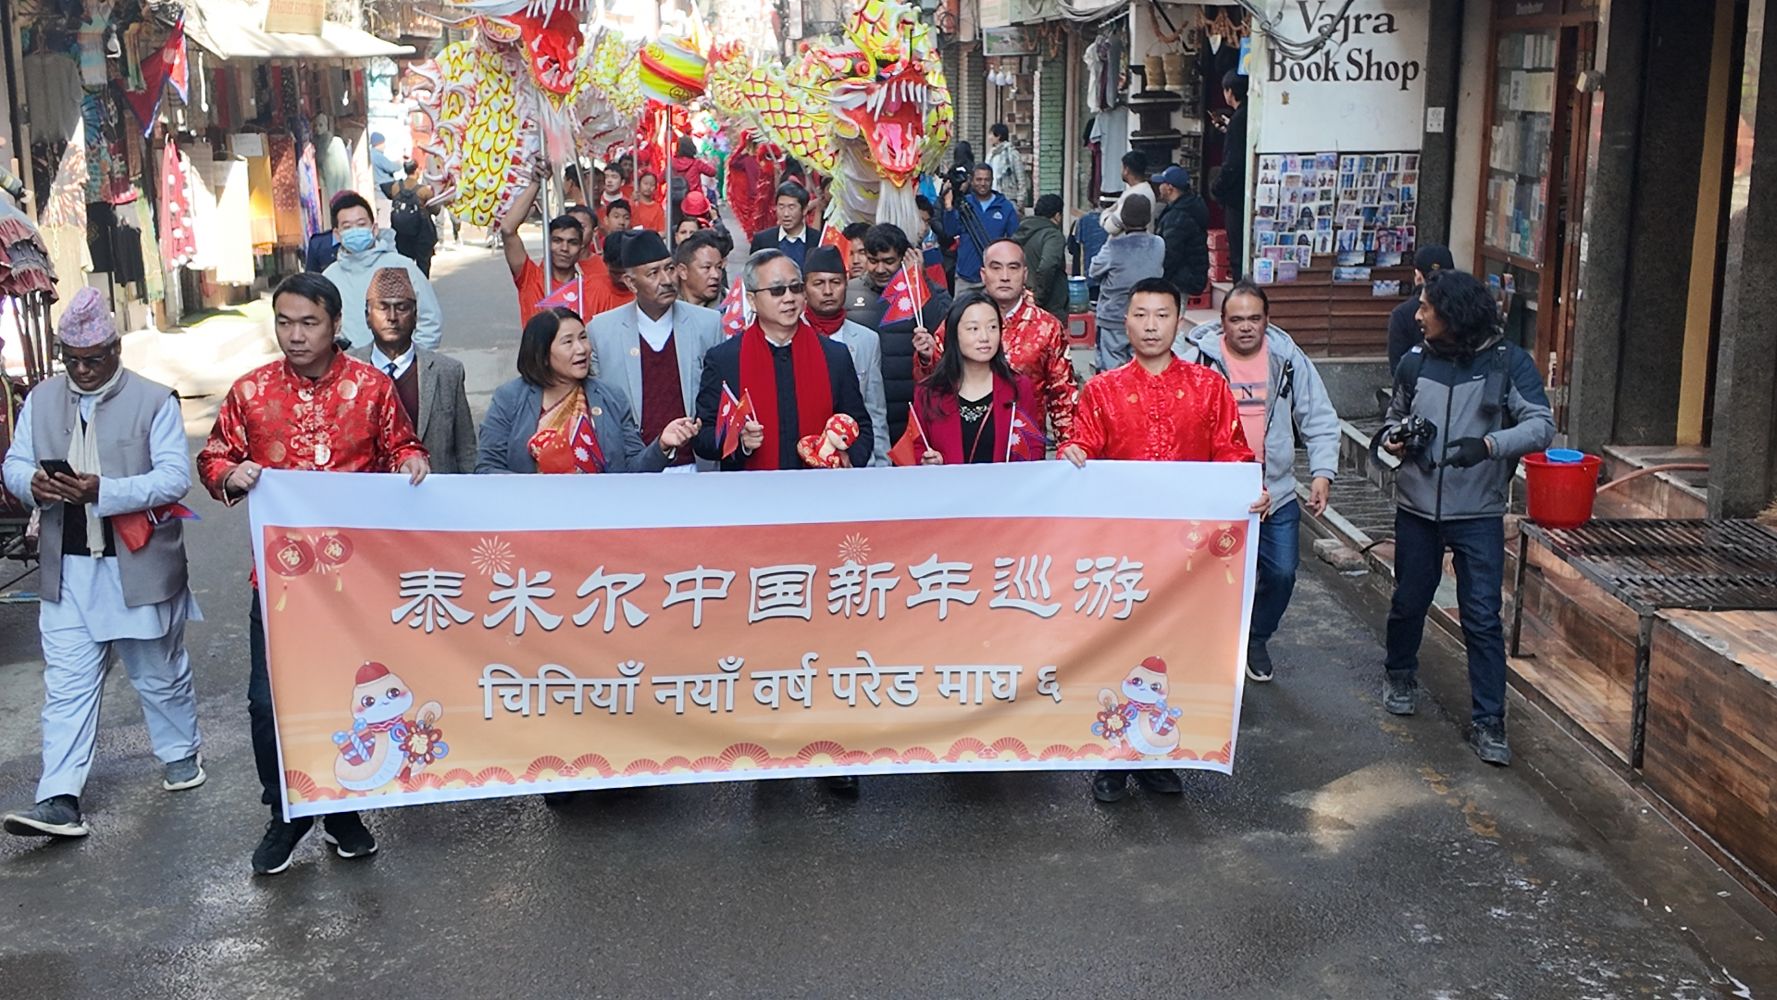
[537,274,585,315]
[879,264,928,326]
[122,15,190,137]
[715,383,756,458]
[111,502,200,553]
[820,224,853,273]
[719,277,751,337]
[1006,401,1048,462]
[570,413,608,473]
[888,403,928,467]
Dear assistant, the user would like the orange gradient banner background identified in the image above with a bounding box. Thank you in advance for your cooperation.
[251,465,1259,818]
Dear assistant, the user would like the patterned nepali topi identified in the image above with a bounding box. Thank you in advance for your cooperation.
[56,287,118,347]
[369,266,416,302]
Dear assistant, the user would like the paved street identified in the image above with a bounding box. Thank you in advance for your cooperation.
[1,236,1772,999]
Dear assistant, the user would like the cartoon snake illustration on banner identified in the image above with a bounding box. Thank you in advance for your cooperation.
[706,0,953,235]
[404,0,641,228]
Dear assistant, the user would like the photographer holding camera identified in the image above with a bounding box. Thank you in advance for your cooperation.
[1380,270,1553,766]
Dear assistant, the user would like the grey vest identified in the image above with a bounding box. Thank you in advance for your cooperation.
[31,370,189,607]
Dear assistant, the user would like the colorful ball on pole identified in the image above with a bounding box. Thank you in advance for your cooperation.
[639,36,708,104]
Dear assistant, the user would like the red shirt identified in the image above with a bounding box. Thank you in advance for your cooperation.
[631,199,667,235]
[1064,356,1254,463]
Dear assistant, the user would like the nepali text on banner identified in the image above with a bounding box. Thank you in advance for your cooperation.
[249,462,1261,818]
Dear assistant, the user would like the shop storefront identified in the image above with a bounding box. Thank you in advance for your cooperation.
[1243,0,1428,356]
[1474,0,1599,426]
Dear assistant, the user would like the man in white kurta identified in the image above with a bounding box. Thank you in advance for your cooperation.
[1,288,203,839]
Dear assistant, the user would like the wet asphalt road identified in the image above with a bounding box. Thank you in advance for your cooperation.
[0,237,1772,999]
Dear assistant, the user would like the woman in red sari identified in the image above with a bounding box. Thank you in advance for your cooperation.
[476,307,698,474]
[913,291,1041,465]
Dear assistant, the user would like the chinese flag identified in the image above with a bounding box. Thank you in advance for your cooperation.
[922,244,948,293]
[879,265,928,326]
[719,277,750,337]
[110,503,200,553]
[570,413,608,473]
[537,274,585,314]
[820,225,853,273]
[888,404,927,467]
[715,383,755,458]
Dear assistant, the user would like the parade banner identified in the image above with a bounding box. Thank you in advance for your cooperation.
[250,463,1261,818]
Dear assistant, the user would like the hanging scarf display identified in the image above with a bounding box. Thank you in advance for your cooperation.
[157,141,196,268]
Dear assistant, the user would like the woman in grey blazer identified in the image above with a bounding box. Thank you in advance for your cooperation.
[476,307,700,475]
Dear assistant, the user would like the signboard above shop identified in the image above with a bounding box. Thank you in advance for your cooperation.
[1252,0,1428,153]
[263,0,325,35]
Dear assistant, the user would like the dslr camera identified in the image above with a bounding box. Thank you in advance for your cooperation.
[1389,414,1439,470]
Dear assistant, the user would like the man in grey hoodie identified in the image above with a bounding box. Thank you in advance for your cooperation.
[1178,281,1340,683]
[322,192,444,350]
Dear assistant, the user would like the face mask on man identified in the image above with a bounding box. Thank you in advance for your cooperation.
[340,228,376,254]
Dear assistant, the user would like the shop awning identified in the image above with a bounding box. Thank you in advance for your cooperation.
[184,0,415,61]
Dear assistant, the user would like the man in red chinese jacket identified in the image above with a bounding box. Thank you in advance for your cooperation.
[197,272,430,876]
[917,238,1078,443]
[1061,276,1268,805]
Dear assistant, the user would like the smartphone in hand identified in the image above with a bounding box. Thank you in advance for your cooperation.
[39,458,77,478]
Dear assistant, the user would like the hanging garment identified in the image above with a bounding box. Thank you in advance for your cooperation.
[158,141,197,269]
[133,195,165,303]
[246,151,277,251]
[208,155,256,285]
[267,134,304,246]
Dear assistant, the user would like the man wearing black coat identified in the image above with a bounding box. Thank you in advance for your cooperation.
[1211,71,1249,278]
[1151,165,1211,299]
[694,249,872,470]
[844,223,952,443]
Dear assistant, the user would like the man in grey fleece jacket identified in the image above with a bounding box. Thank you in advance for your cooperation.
[1177,282,1340,683]
[1379,270,1553,767]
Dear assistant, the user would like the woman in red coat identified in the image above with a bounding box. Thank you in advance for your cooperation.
[913,291,1041,465]
[725,132,764,237]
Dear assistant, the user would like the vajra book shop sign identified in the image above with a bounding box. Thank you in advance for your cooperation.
[249,462,1261,818]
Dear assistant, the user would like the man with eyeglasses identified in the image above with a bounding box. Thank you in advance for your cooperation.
[2,288,205,839]
[693,249,872,470]
[349,267,478,474]
[197,271,429,876]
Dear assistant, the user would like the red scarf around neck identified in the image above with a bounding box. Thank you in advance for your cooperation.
[801,308,847,337]
[739,321,834,470]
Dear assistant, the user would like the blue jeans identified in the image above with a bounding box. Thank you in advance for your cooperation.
[1384,510,1507,722]
[1249,498,1300,646]
[1095,321,1131,372]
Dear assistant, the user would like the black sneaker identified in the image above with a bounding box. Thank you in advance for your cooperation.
[1132,769,1184,795]
[1468,717,1513,766]
[823,775,860,798]
[1245,641,1274,683]
[321,812,378,859]
[2,795,87,838]
[252,816,314,875]
[1091,771,1128,803]
[1383,672,1418,716]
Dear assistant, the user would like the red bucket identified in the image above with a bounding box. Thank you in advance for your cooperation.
[1522,452,1603,529]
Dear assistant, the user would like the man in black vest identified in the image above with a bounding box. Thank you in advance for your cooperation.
[845,223,952,442]
[2,288,204,839]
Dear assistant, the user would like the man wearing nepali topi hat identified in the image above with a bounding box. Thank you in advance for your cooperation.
[588,231,724,471]
[1,288,206,840]
[350,267,478,474]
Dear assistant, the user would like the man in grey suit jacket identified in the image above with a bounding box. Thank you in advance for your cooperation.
[806,247,889,466]
[351,267,477,473]
[587,231,723,471]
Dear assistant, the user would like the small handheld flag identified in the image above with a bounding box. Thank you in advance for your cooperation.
[715,383,756,458]
[536,274,585,314]
[1006,401,1048,462]
[888,403,928,467]
[879,264,928,326]
[719,277,751,337]
[570,413,609,473]
[111,503,200,553]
